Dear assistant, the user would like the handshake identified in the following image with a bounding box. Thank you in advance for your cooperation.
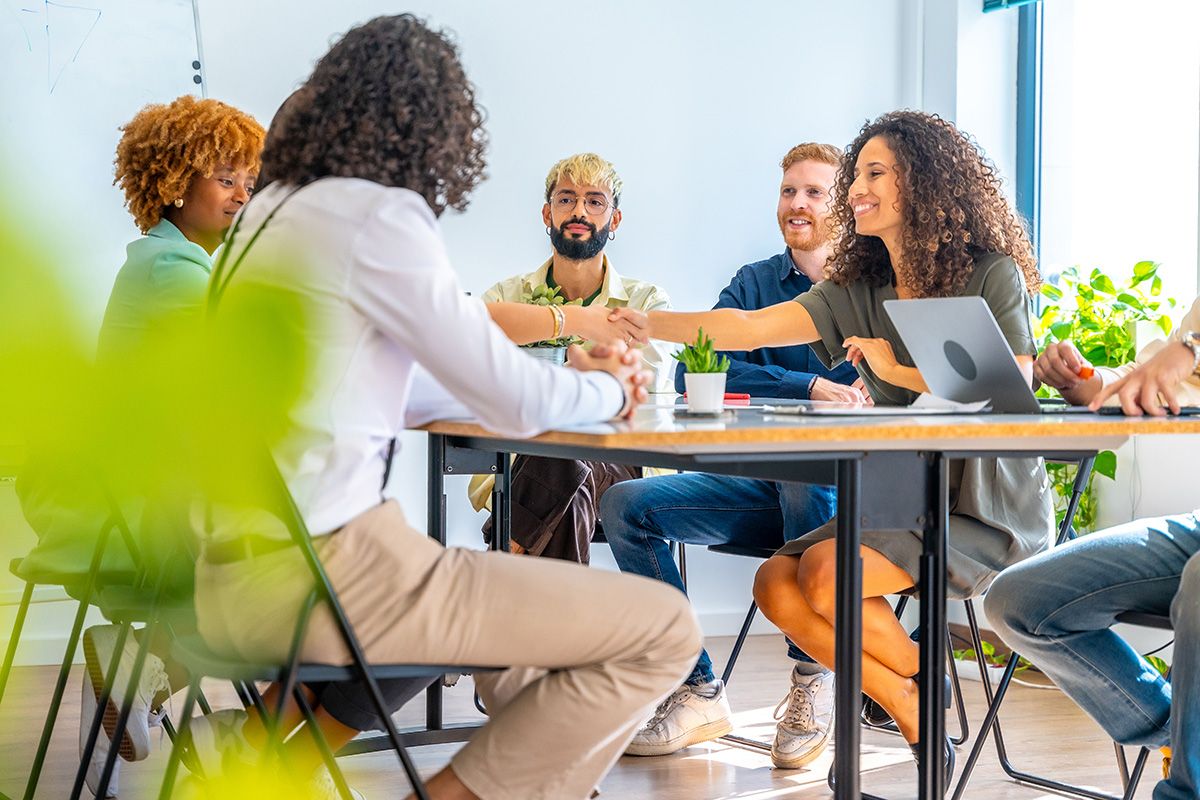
[564,307,652,419]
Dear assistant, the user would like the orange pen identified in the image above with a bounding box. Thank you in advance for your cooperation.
[1077,366,1095,379]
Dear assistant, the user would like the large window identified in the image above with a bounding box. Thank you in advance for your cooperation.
[1038,0,1199,302]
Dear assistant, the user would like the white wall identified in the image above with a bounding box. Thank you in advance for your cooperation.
[199,0,916,639]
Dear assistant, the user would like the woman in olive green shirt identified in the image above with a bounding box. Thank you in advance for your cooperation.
[625,110,1053,766]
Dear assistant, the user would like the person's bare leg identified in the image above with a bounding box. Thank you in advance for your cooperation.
[405,766,481,800]
[241,684,310,751]
[278,706,358,775]
[754,549,923,743]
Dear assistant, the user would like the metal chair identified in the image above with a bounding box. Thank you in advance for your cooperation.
[949,456,1174,800]
[158,453,504,800]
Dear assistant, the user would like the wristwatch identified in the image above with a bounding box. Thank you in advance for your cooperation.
[1183,331,1200,375]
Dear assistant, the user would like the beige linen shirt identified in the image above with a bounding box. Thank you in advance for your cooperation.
[1095,296,1200,405]
[469,255,674,513]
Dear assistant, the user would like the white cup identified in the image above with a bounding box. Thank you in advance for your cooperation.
[684,372,727,414]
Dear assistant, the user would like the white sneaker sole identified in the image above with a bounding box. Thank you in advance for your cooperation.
[83,627,144,762]
[771,726,832,769]
[624,718,734,757]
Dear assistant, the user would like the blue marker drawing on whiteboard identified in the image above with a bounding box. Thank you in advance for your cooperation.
[44,1,102,93]
[4,0,102,91]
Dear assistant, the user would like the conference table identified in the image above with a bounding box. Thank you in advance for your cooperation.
[416,399,1200,799]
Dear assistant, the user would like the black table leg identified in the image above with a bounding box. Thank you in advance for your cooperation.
[491,453,511,552]
[425,434,447,731]
[918,453,950,798]
[834,458,863,799]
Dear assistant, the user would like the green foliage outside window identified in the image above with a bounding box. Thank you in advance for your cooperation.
[1034,261,1178,533]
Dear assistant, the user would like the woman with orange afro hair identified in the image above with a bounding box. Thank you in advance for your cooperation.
[76,94,261,796]
[99,94,263,358]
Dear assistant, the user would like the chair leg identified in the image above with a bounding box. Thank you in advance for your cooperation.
[159,679,200,799]
[0,581,34,706]
[293,685,355,800]
[946,625,970,747]
[1120,747,1151,800]
[21,592,91,800]
[719,601,757,687]
[678,542,687,589]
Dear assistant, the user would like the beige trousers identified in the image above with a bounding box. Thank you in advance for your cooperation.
[195,500,702,800]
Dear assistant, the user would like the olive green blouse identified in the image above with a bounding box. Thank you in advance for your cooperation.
[782,252,1055,598]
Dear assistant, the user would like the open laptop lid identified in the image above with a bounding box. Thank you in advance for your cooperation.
[883,296,1041,413]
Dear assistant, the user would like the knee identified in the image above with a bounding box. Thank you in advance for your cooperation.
[983,567,1036,641]
[1172,552,1200,630]
[597,481,641,541]
[795,548,839,622]
[752,557,798,623]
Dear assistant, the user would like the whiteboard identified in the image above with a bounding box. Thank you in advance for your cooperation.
[0,0,204,331]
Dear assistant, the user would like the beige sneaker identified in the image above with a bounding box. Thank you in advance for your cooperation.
[625,680,732,756]
[311,765,365,799]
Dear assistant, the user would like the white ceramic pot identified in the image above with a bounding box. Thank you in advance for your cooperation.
[524,346,567,365]
[684,372,727,413]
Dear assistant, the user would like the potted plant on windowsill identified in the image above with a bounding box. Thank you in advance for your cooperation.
[674,328,729,413]
[1035,261,1178,531]
[519,283,583,365]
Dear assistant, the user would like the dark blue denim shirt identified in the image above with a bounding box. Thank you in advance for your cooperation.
[674,251,859,398]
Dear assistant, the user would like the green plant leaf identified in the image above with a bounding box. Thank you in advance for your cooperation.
[1041,285,1063,301]
[1093,450,1118,480]
[1146,655,1171,678]
[1151,275,1162,296]
[1158,316,1174,336]
[1090,273,1117,294]
[1133,260,1158,279]
[1049,321,1074,341]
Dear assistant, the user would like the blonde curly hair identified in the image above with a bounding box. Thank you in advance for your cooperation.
[114,95,264,233]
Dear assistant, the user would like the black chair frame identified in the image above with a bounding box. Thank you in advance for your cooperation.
[158,454,503,800]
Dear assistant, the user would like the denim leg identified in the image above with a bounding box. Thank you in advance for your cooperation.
[600,473,834,684]
[1155,549,1200,800]
[986,514,1200,757]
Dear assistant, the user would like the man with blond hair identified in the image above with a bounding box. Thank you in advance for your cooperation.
[601,143,861,766]
[468,153,673,563]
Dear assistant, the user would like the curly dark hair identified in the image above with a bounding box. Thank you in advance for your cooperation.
[826,110,1039,297]
[258,14,487,216]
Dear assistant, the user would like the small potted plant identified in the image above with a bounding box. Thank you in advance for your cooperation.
[519,283,583,365]
[673,328,729,413]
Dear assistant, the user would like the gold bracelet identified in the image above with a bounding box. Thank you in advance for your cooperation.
[548,304,564,340]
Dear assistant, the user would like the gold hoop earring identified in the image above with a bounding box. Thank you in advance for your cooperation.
[173,198,184,208]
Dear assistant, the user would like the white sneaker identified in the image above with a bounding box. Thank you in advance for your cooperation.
[79,670,119,797]
[183,709,257,778]
[625,680,733,756]
[82,624,171,762]
[311,764,366,799]
[771,665,835,769]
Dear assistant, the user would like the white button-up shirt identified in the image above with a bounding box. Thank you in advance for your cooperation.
[216,178,624,536]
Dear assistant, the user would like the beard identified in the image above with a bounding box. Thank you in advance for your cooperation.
[778,211,829,252]
[550,217,611,261]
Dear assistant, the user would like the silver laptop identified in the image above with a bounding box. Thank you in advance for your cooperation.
[883,296,1044,413]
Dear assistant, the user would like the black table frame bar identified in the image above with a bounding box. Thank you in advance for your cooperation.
[356,433,1094,800]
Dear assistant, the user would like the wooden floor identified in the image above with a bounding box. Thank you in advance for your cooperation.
[0,633,1161,799]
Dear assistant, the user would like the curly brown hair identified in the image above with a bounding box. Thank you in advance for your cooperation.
[258,14,487,217]
[113,95,264,233]
[826,110,1039,297]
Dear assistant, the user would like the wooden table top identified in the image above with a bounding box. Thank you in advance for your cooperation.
[423,398,1200,454]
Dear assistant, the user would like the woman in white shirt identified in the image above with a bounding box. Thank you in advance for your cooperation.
[190,14,701,800]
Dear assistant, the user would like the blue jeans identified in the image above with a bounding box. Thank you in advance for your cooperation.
[985,512,1200,800]
[599,473,837,686]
